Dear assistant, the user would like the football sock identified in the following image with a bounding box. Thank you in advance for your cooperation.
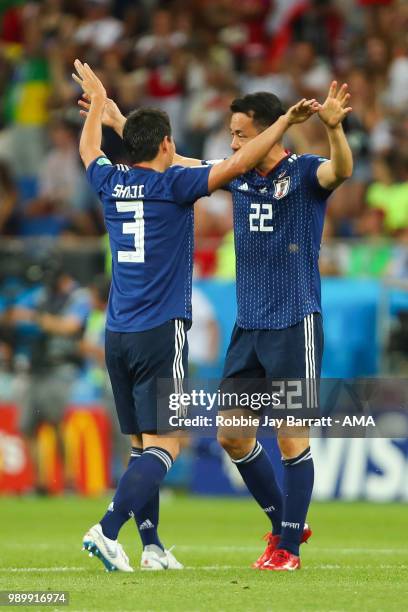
[232,441,283,535]
[128,447,163,550]
[100,447,173,540]
[278,446,314,556]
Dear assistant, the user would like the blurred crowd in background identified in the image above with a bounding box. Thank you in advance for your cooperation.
[0,0,408,269]
[1,0,408,489]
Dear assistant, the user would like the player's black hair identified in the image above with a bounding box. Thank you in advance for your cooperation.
[123,108,172,164]
[230,92,286,131]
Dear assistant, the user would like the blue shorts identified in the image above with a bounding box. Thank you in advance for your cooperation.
[105,319,188,435]
[221,313,323,411]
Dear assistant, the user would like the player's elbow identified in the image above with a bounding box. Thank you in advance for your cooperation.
[79,144,88,165]
[337,157,354,180]
[227,153,250,177]
[235,161,252,176]
[79,147,99,170]
[338,163,353,180]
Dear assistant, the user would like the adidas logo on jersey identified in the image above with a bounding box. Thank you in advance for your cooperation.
[238,183,249,191]
[259,187,268,194]
[139,519,155,530]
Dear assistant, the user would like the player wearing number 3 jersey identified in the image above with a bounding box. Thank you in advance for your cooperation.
[72,59,320,573]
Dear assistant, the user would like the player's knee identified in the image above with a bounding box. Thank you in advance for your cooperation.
[159,440,180,462]
[217,433,255,460]
[143,434,180,462]
[277,436,309,460]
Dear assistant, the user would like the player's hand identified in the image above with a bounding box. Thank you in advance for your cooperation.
[285,98,320,125]
[78,94,123,129]
[318,81,352,129]
[72,59,106,102]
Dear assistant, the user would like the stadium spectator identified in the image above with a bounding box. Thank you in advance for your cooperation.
[4,6,51,179]
[78,274,128,474]
[75,0,124,51]
[9,259,90,493]
[0,161,18,235]
[0,0,407,247]
[22,119,102,236]
[366,154,408,235]
[239,43,295,103]
[288,41,333,99]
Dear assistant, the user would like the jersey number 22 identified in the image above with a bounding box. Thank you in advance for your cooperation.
[249,203,273,232]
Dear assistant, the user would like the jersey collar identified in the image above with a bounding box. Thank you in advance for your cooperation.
[254,150,291,178]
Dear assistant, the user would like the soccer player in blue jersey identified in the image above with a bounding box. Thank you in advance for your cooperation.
[211,84,353,571]
[170,84,351,571]
[165,83,352,571]
[72,60,319,572]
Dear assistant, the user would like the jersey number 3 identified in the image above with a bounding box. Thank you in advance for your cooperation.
[116,201,145,263]
[249,203,273,232]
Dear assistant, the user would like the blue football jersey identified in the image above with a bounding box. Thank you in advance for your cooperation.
[87,157,211,332]
[206,153,331,329]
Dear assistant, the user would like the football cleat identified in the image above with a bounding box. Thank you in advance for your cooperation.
[141,544,183,570]
[82,524,133,572]
[253,523,312,569]
[262,548,301,571]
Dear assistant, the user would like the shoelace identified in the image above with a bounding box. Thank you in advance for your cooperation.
[262,532,278,547]
[272,549,290,563]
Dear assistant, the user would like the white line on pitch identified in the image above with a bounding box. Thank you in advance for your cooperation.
[4,543,407,556]
[0,564,406,573]
[177,545,408,554]
[0,567,86,572]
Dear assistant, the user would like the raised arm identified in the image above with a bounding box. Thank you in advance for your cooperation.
[316,81,353,190]
[73,60,107,168]
[207,98,319,193]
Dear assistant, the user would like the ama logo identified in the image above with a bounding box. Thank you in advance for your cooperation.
[273,176,290,199]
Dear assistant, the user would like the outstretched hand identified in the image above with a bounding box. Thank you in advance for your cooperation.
[285,98,320,126]
[78,94,123,129]
[72,59,106,102]
[318,81,352,129]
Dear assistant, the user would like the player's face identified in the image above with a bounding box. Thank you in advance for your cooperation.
[230,113,262,152]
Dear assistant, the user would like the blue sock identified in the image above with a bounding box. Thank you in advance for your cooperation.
[100,447,173,540]
[232,441,283,535]
[278,447,314,556]
[128,447,163,550]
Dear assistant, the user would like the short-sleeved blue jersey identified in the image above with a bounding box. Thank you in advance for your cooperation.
[87,157,211,332]
[205,153,331,329]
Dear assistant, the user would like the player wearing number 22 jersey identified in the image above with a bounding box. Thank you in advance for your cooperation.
[197,89,353,572]
[224,151,328,331]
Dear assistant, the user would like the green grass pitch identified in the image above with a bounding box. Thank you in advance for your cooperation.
[1,496,407,611]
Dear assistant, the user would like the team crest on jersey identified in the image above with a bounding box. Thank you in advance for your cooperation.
[273,176,290,199]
